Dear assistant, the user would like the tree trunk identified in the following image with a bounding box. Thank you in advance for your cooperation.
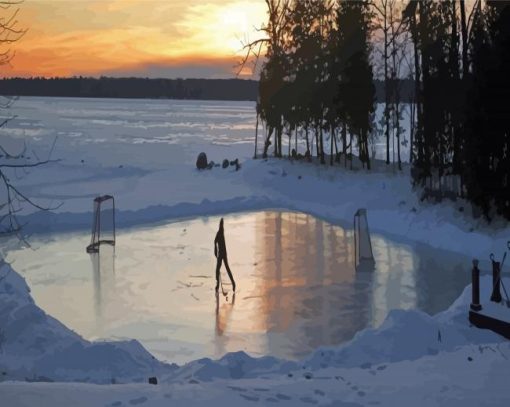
[273,125,278,157]
[278,126,283,157]
[320,125,325,164]
[365,129,371,170]
[288,131,291,157]
[305,125,310,161]
[295,127,298,155]
[412,12,423,166]
[263,126,273,158]
[460,0,468,78]
[333,128,339,162]
[397,111,402,170]
[343,124,347,168]
[350,133,353,171]
[315,127,320,159]
[410,100,415,163]
[330,127,334,166]
[384,10,390,165]
[254,112,259,159]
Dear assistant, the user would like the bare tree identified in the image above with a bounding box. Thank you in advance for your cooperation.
[237,0,291,159]
[0,1,61,237]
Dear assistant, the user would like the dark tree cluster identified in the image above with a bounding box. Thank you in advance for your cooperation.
[462,1,510,219]
[246,0,376,169]
[248,0,510,221]
[407,0,510,220]
[0,77,259,102]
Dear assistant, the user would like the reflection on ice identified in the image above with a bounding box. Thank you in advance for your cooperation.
[5,211,471,364]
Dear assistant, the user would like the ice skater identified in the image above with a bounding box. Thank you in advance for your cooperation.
[214,218,236,293]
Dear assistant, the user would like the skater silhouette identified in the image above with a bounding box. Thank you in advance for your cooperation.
[214,218,236,292]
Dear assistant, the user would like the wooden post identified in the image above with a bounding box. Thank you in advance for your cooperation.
[471,259,482,311]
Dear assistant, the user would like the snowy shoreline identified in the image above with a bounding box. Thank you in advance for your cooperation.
[16,157,510,264]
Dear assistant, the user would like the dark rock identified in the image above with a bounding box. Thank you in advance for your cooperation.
[196,152,208,170]
[207,161,214,169]
[149,376,158,385]
[222,159,229,169]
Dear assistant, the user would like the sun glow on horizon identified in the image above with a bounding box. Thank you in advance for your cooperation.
[0,0,267,79]
[176,2,266,57]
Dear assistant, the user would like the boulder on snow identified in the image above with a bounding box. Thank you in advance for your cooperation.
[222,159,229,169]
[207,161,215,170]
[196,152,208,170]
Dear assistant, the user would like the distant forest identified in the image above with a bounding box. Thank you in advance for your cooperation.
[0,77,412,103]
[0,78,259,101]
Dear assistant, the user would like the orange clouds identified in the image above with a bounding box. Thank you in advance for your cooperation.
[0,0,266,78]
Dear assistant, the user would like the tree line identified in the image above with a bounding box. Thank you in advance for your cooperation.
[247,0,510,220]
[0,77,259,101]
[0,76,408,103]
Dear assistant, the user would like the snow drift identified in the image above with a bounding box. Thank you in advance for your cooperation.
[0,260,177,384]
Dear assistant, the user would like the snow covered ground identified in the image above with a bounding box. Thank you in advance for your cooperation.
[0,97,506,259]
[1,97,510,405]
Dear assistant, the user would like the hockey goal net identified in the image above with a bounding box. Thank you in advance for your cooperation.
[86,195,116,253]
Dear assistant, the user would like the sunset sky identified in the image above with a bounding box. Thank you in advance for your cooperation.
[0,0,267,79]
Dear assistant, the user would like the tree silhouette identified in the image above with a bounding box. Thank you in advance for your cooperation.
[0,1,62,236]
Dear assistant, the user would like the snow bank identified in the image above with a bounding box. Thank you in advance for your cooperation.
[1,255,508,387]
[0,260,177,384]
[166,351,297,383]
[302,275,506,371]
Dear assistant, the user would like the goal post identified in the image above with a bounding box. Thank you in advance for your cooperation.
[86,195,116,253]
[354,208,375,270]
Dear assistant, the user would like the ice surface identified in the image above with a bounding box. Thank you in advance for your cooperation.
[5,211,477,364]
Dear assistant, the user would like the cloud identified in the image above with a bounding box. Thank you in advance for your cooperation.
[100,56,247,79]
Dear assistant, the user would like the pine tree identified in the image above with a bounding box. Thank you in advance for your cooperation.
[334,0,375,169]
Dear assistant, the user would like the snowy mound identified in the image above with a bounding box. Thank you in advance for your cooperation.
[167,351,297,382]
[303,276,506,370]
[0,261,176,384]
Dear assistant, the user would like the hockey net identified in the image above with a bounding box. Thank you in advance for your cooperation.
[86,195,116,253]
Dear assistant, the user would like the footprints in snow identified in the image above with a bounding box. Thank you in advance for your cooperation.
[108,396,148,407]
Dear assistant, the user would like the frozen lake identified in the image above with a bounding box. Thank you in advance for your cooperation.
[3,96,409,171]
[5,211,471,365]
